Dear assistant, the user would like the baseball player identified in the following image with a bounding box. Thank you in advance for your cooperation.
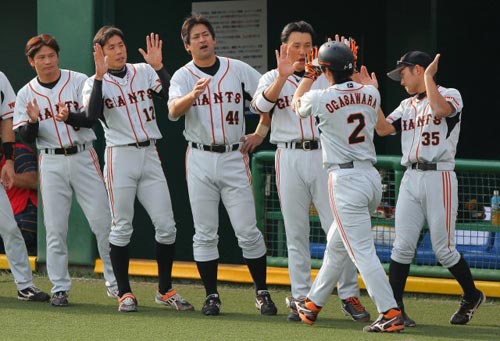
[376,51,485,326]
[292,42,404,333]
[168,14,277,316]
[0,70,50,302]
[251,21,369,323]
[13,34,117,307]
[83,26,193,313]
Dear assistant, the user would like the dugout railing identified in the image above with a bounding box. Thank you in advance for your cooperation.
[252,151,500,281]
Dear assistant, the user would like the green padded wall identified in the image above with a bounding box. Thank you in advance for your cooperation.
[36,0,98,265]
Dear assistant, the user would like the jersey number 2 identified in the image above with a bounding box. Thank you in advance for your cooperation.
[226,110,239,125]
[347,113,365,144]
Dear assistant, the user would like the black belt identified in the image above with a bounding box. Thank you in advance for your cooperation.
[410,162,437,171]
[127,140,151,148]
[44,145,83,155]
[285,140,320,150]
[338,161,354,169]
[192,142,240,153]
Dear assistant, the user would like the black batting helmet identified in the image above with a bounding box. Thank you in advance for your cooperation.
[315,42,354,72]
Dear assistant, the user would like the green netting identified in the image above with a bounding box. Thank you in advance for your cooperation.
[252,152,500,281]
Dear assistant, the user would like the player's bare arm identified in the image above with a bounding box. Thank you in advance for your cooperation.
[93,43,108,80]
[291,78,314,115]
[138,33,163,71]
[424,54,454,118]
[168,78,211,119]
[12,170,38,190]
[375,108,395,136]
[240,113,271,154]
[0,118,16,189]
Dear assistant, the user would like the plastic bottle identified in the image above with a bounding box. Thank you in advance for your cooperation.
[491,190,500,226]
[309,204,318,217]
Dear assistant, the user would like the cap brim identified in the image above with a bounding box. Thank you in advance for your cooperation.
[387,66,404,81]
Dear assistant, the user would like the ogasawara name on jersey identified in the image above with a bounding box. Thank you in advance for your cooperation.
[325,92,378,113]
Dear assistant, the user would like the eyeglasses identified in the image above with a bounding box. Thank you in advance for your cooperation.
[396,60,415,67]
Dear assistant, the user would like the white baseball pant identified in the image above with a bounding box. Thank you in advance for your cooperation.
[308,165,397,313]
[39,147,116,294]
[276,148,359,299]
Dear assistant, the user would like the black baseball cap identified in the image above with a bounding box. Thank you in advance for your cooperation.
[387,51,432,81]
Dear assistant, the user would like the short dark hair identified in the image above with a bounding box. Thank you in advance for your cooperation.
[25,34,60,58]
[181,13,215,45]
[280,21,315,43]
[331,70,353,85]
[93,25,125,47]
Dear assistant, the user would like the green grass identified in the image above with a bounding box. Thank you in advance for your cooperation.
[0,271,498,340]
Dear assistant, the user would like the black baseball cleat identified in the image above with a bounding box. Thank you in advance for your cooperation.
[341,297,371,322]
[202,293,221,316]
[450,290,486,325]
[51,291,69,307]
[255,290,277,315]
[285,296,304,322]
[17,286,50,302]
[397,304,416,327]
[296,298,322,325]
[363,308,404,333]
[402,311,416,327]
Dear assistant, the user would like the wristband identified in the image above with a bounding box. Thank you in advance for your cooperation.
[2,142,15,161]
[255,123,270,138]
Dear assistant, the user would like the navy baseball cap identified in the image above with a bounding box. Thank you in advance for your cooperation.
[387,51,432,81]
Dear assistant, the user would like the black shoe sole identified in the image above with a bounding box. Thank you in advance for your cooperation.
[287,312,301,322]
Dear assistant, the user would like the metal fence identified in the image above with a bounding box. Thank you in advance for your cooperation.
[252,151,500,281]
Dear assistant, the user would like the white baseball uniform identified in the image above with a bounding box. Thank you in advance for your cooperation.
[13,69,116,294]
[0,71,38,291]
[168,57,266,262]
[295,80,398,313]
[82,63,176,247]
[253,71,360,300]
[387,87,463,268]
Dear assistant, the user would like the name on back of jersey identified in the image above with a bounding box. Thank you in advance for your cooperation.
[325,93,378,113]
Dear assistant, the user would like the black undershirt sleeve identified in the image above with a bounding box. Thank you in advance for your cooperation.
[19,122,39,144]
[154,67,171,100]
[392,118,402,133]
[65,79,104,129]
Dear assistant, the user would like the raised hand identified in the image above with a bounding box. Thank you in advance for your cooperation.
[55,102,69,122]
[304,47,322,81]
[334,34,359,70]
[138,33,163,71]
[191,78,211,100]
[94,43,108,80]
[425,53,440,78]
[358,65,379,88]
[26,98,40,123]
[276,43,294,78]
